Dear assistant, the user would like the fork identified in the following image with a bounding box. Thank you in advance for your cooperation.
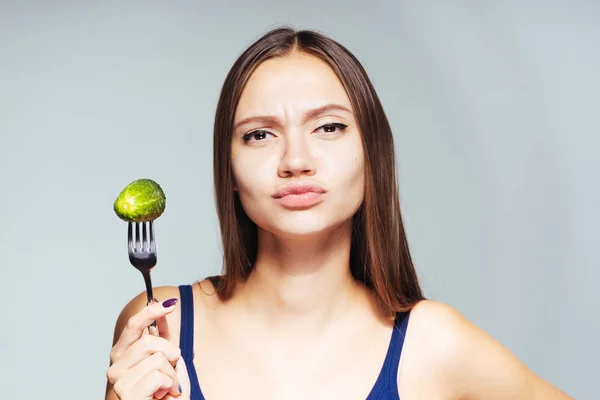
[128,220,159,336]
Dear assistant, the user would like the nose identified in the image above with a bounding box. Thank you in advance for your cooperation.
[277,133,316,178]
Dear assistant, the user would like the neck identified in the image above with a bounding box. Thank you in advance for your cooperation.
[235,221,369,334]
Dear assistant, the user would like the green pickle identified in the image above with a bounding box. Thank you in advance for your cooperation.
[113,178,166,222]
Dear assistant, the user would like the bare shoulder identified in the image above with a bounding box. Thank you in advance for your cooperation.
[401,300,573,399]
[110,279,219,351]
[111,285,185,347]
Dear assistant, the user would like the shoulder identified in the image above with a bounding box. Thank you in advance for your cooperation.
[400,300,572,399]
[111,281,215,348]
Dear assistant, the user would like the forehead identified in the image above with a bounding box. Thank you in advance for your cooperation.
[234,53,352,120]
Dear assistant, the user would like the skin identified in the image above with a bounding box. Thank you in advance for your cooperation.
[106,53,573,399]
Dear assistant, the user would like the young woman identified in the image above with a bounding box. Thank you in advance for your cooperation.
[105,27,573,400]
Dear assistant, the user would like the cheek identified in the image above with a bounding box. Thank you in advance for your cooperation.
[232,163,256,193]
[344,149,366,206]
[332,145,365,186]
[231,165,261,217]
[350,157,366,197]
[231,154,274,198]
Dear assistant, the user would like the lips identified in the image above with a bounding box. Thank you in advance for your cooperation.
[273,182,326,198]
[273,182,326,209]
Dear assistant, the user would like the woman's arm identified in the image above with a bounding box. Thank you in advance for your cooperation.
[405,301,573,399]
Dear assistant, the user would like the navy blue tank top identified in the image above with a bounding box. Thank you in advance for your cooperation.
[178,284,410,399]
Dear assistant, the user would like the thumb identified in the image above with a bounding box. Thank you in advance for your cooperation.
[155,297,178,340]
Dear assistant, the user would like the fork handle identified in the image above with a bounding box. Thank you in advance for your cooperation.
[141,270,159,336]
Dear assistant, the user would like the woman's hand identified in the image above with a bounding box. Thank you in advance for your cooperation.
[106,299,188,400]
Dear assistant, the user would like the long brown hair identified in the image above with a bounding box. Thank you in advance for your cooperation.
[210,26,425,315]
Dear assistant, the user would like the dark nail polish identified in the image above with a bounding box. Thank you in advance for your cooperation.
[162,298,178,308]
[178,383,183,393]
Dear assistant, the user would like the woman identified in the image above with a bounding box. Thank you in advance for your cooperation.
[105,27,572,399]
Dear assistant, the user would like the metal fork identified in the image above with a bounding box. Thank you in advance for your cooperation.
[128,220,158,336]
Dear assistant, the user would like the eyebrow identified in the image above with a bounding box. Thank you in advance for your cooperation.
[233,103,353,131]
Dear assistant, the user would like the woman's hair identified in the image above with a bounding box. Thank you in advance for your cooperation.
[209,26,425,315]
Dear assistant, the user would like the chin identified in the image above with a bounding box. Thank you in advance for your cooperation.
[257,210,354,239]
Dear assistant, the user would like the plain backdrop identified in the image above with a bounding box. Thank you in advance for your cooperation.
[1,1,598,398]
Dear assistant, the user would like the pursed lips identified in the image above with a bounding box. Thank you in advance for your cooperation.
[272,182,326,198]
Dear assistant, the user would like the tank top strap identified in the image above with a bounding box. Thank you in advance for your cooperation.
[178,284,204,399]
[387,311,410,395]
[366,310,411,400]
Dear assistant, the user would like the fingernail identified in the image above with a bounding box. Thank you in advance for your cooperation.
[162,298,178,308]
[178,382,182,393]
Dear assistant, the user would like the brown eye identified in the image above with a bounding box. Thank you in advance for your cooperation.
[243,130,274,143]
[317,123,348,134]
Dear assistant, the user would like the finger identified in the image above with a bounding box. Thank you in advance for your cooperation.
[111,334,182,377]
[175,356,191,397]
[156,311,172,341]
[115,352,180,397]
[115,369,174,399]
[162,392,190,400]
[146,296,163,337]
[112,298,178,361]
[158,358,191,399]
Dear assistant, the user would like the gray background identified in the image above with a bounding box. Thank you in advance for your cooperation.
[1,1,597,398]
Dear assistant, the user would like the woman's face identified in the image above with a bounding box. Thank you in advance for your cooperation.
[231,53,365,238]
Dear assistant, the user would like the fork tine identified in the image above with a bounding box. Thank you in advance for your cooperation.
[149,220,155,252]
[135,222,141,251]
[142,221,148,250]
[127,222,133,253]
